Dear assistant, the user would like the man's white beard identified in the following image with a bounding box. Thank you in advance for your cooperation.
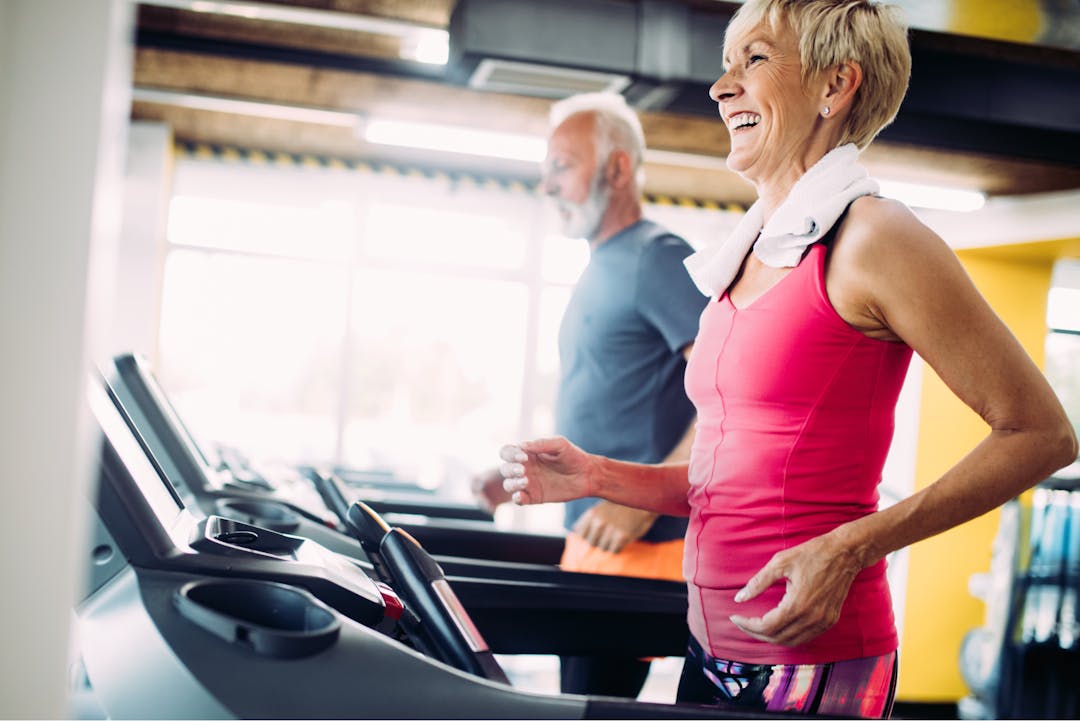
[559,174,609,240]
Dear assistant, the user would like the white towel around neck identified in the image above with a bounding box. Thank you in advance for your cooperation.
[683,143,879,298]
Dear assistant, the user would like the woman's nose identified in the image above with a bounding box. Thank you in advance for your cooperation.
[709,71,738,103]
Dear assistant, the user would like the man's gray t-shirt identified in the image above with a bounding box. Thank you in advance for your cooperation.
[556,219,708,543]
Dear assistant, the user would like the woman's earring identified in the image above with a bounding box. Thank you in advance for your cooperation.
[822,106,831,117]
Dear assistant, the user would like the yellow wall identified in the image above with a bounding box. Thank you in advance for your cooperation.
[896,244,1064,701]
[947,0,1044,45]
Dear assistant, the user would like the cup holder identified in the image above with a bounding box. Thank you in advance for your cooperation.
[214,499,301,534]
[174,578,340,658]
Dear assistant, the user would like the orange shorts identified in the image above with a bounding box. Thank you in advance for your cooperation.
[560,531,685,582]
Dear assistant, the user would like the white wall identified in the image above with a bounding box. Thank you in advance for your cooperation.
[0,0,133,716]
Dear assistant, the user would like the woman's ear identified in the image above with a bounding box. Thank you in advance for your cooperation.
[823,60,863,114]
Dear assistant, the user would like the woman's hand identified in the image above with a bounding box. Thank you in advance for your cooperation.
[729,530,865,647]
[499,436,596,505]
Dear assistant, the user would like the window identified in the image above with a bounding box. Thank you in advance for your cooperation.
[159,157,585,510]
[157,248,349,462]
[156,152,740,523]
[341,268,529,496]
[1045,259,1080,462]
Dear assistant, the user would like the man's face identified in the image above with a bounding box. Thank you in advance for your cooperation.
[540,112,609,241]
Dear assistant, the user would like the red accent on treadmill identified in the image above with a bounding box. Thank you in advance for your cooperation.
[376,581,404,621]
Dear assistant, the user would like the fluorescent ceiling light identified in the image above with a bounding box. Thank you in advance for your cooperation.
[139,0,449,65]
[362,119,547,163]
[645,149,728,170]
[132,87,360,127]
[403,33,450,65]
[877,179,986,212]
[131,89,542,163]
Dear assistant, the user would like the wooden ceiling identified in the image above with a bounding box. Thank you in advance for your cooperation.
[129,0,1080,206]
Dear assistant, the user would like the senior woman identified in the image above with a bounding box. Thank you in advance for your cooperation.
[500,0,1078,716]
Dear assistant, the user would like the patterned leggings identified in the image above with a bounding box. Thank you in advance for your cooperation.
[677,636,898,718]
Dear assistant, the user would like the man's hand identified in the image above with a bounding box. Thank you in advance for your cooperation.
[470,467,511,514]
[573,501,657,553]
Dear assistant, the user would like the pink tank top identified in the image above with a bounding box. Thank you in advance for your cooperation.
[683,243,912,664]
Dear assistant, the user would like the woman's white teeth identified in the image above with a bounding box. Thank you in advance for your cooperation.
[729,112,761,130]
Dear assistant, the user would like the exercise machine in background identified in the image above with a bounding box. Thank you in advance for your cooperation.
[959,463,1080,719]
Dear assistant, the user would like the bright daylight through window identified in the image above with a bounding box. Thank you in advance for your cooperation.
[157,154,751,531]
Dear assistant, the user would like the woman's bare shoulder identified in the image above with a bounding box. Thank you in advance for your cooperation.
[827,195,959,338]
[838,195,939,256]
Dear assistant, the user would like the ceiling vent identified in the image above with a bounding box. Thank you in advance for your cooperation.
[467,58,630,98]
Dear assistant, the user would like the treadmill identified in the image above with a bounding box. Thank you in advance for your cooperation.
[106,352,565,565]
[99,357,689,658]
[78,372,787,719]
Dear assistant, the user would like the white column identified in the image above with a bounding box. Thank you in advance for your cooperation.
[0,1,133,717]
[113,121,174,361]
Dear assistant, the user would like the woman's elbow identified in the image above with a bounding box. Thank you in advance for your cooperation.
[1048,418,1079,472]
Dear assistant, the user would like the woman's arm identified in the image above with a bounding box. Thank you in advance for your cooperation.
[500,436,692,516]
[731,196,1078,646]
[832,197,1076,559]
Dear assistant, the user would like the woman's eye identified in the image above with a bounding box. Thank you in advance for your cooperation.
[748,54,766,66]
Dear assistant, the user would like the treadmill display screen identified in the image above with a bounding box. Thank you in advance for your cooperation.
[106,354,218,497]
[90,378,186,531]
[130,357,218,471]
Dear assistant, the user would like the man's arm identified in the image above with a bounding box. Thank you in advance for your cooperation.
[660,343,697,464]
[573,343,697,552]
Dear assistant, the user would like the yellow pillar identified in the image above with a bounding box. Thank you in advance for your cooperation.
[945,0,1043,44]
[897,250,1053,701]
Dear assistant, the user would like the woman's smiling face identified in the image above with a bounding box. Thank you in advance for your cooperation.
[711,19,824,187]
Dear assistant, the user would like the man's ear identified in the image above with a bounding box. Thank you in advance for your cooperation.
[823,60,863,114]
[606,149,634,189]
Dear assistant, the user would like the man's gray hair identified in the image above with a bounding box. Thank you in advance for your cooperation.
[549,92,647,189]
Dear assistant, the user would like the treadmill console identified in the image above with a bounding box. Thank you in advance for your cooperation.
[88,376,390,627]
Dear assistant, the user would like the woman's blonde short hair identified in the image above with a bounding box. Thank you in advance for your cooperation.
[726,0,911,149]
